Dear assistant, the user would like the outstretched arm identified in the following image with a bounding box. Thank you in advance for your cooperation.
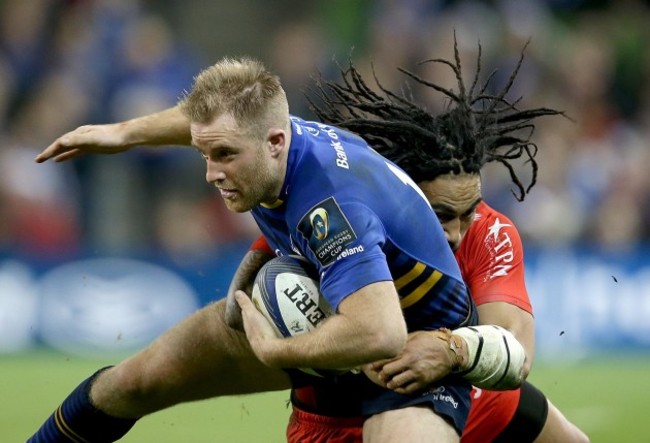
[35,106,192,163]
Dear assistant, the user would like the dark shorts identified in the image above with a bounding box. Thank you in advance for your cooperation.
[361,375,472,436]
[288,370,472,436]
[287,299,477,435]
[493,381,549,442]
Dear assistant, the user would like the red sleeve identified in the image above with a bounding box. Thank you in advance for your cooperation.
[455,202,532,314]
[249,235,275,255]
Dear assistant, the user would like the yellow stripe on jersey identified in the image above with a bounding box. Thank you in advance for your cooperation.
[55,406,89,443]
[394,261,426,289]
[399,269,443,309]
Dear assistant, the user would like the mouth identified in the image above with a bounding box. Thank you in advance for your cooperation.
[218,188,238,199]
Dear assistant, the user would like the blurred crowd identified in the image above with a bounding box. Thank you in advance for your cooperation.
[0,0,648,263]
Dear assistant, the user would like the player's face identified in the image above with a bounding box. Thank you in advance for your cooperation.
[418,173,482,251]
[191,114,285,213]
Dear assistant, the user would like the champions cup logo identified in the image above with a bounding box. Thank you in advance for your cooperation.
[298,196,357,267]
[309,208,329,240]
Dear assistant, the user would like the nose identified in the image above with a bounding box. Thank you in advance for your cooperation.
[205,159,226,184]
[444,218,462,251]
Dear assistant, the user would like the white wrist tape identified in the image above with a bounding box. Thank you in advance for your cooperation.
[452,325,526,390]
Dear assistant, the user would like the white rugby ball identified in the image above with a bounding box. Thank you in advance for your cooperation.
[251,255,348,377]
[252,255,333,338]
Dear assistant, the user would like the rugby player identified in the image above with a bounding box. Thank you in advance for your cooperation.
[29,56,485,442]
[278,41,590,442]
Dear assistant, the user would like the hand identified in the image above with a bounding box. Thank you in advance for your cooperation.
[365,329,467,394]
[234,290,282,366]
[35,124,131,163]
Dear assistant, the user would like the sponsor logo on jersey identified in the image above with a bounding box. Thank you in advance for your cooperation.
[336,245,364,260]
[298,197,357,266]
[330,139,349,169]
[316,123,349,169]
[484,217,514,279]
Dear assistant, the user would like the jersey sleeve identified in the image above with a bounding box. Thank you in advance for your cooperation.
[456,208,532,314]
[295,198,393,311]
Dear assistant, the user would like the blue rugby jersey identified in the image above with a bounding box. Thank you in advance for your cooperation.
[252,116,472,331]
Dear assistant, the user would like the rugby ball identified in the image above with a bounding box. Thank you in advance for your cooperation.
[251,255,348,377]
[252,255,333,338]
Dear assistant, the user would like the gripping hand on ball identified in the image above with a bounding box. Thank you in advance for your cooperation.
[235,290,283,366]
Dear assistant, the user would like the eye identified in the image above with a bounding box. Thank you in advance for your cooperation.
[461,210,476,222]
[212,148,237,161]
[435,212,454,223]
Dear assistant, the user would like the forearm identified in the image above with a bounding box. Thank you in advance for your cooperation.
[119,106,192,147]
[446,324,526,390]
[475,301,535,379]
[245,280,407,370]
[261,312,403,370]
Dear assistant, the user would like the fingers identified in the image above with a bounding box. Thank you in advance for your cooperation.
[377,358,411,382]
[234,290,255,318]
[35,134,83,163]
[52,148,82,162]
[361,364,386,388]
[35,139,65,163]
[234,290,270,333]
[35,124,123,163]
[392,381,423,395]
[381,368,431,394]
[385,368,412,389]
[367,358,391,372]
[234,290,258,339]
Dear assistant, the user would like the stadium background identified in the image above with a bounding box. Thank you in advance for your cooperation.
[0,0,648,441]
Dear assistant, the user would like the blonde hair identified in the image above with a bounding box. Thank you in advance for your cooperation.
[179,57,289,138]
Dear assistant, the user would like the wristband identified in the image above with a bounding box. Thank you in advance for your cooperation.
[452,325,526,390]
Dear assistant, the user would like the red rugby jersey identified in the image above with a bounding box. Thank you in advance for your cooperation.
[457,201,532,442]
[455,201,532,314]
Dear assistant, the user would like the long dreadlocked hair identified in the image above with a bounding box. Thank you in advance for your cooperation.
[307,36,565,201]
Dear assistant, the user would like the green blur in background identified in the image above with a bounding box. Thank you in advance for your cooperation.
[1,351,647,442]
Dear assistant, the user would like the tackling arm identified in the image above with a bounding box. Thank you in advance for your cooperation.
[475,301,535,379]
[367,303,533,394]
[446,323,527,390]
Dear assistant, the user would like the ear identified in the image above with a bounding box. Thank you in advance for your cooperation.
[266,128,286,158]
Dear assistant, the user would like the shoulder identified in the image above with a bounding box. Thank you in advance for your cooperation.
[456,203,531,312]
[475,201,516,226]
[467,202,522,244]
[457,201,525,270]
